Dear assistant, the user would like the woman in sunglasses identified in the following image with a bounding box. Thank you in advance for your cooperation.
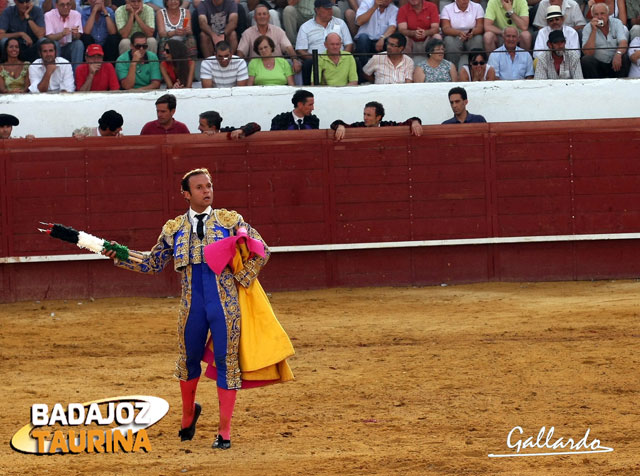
[160,39,194,88]
[459,48,496,81]
[413,38,458,82]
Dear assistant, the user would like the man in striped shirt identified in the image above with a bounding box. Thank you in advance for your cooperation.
[362,32,414,83]
[200,40,248,87]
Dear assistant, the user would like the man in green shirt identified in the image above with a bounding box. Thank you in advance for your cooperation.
[115,0,157,54]
[484,0,531,52]
[115,31,161,89]
[316,32,358,85]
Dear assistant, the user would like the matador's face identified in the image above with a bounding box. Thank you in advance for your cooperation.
[184,174,213,212]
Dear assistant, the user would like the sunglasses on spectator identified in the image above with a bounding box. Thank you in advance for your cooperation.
[471,61,486,65]
[16,0,31,4]
[134,44,149,49]
[164,49,171,53]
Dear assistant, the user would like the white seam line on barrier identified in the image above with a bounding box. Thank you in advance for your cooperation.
[2,232,640,264]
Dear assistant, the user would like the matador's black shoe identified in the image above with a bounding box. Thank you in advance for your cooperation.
[178,403,202,441]
[212,434,231,450]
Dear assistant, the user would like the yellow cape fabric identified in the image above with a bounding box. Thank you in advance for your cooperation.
[207,243,295,383]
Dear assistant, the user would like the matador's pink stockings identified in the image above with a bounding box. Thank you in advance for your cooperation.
[217,387,237,440]
[180,377,199,428]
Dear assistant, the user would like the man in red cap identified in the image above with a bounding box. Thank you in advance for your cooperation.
[75,43,120,91]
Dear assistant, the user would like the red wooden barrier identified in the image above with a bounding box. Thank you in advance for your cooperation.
[1,119,640,302]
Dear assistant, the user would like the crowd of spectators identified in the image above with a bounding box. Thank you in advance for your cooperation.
[0,0,638,93]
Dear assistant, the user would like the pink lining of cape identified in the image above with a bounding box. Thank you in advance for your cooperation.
[203,227,265,275]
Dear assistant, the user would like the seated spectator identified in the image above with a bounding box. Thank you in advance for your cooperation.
[331,101,422,140]
[72,109,124,137]
[441,0,484,69]
[115,0,157,55]
[581,3,629,77]
[353,0,397,66]
[532,0,586,31]
[283,0,341,47]
[533,5,579,59]
[487,26,534,79]
[442,86,487,124]
[270,88,319,130]
[629,1,640,40]
[413,38,457,82]
[156,0,196,61]
[80,0,119,62]
[629,33,640,77]
[340,0,359,39]
[484,0,531,52]
[295,0,353,85]
[0,0,45,63]
[115,31,161,89]
[248,35,294,85]
[0,37,30,92]
[362,32,414,83]
[534,29,583,78]
[585,0,626,26]
[198,110,261,138]
[197,0,238,58]
[200,40,248,86]
[75,43,119,90]
[237,4,301,75]
[458,48,496,80]
[141,93,190,134]
[161,38,194,87]
[245,0,283,29]
[44,0,82,70]
[397,0,440,59]
[316,31,357,84]
[28,37,74,91]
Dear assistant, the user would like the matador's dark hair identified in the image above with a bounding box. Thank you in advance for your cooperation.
[181,168,212,193]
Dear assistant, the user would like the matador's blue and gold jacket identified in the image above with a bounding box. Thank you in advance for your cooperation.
[115,208,270,386]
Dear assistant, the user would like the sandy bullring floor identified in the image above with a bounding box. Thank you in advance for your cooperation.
[1,281,640,475]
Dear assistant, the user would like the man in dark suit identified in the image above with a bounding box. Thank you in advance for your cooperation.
[270,89,320,131]
[331,101,422,140]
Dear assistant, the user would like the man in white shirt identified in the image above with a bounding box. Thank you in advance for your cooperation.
[28,38,75,92]
[354,0,397,65]
[533,0,585,30]
[295,0,353,84]
[533,5,579,59]
[200,40,248,87]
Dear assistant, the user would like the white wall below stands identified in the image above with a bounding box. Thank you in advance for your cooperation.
[1,79,637,138]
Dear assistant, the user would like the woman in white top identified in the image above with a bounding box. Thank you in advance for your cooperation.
[459,49,496,81]
[157,0,197,60]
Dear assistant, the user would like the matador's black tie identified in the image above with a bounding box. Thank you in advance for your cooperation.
[195,214,206,240]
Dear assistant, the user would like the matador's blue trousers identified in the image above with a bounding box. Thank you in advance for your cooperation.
[184,262,230,388]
